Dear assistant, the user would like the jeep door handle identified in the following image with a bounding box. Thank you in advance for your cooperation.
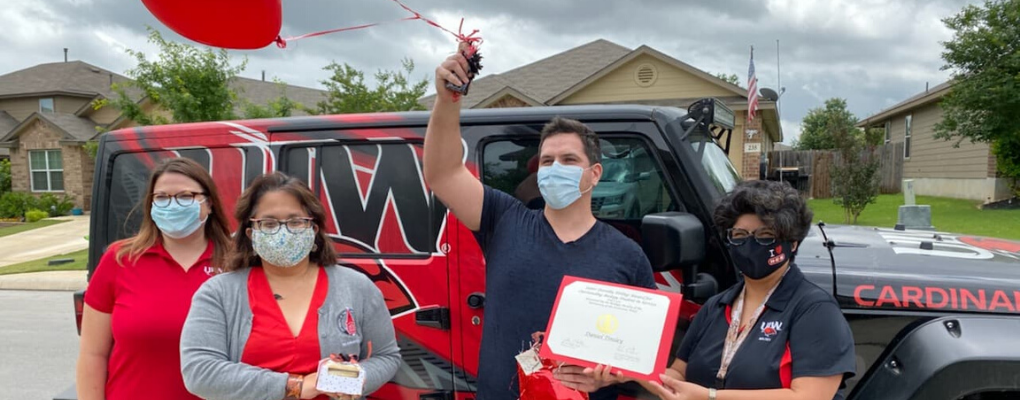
[467,292,486,309]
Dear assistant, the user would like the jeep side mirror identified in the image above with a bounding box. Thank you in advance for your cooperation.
[640,212,706,272]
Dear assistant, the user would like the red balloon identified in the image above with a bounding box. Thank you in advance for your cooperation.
[141,0,282,49]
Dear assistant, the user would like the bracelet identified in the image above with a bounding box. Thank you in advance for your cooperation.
[708,388,717,400]
[284,374,304,400]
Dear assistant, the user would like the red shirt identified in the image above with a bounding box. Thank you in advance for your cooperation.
[84,240,216,400]
[242,266,329,400]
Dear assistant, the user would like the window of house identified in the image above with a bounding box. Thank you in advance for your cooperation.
[482,136,677,220]
[29,150,64,192]
[904,115,912,159]
[884,121,891,144]
[39,98,55,113]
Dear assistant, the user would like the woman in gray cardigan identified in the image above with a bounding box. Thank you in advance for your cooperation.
[180,172,400,400]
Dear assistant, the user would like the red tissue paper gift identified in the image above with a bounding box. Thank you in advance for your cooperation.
[516,332,589,400]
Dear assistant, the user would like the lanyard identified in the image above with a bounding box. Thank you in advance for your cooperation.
[715,270,787,388]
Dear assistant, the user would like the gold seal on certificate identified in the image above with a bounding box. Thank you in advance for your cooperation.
[539,276,682,381]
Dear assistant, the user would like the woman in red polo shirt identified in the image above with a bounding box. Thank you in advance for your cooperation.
[76,158,233,400]
[180,172,400,400]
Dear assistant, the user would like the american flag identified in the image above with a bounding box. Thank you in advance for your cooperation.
[747,46,759,122]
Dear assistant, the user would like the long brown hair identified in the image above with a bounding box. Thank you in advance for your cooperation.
[114,158,232,267]
[224,172,338,272]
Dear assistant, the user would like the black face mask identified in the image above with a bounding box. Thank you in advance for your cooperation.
[728,240,794,280]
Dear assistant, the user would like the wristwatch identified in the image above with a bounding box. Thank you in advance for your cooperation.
[708,388,717,400]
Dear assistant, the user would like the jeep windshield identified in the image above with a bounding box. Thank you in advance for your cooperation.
[690,138,741,193]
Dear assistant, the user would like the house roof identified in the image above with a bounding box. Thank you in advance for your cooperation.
[0,112,100,143]
[420,39,633,108]
[0,61,139,99]
[230,77,328,115]
[857,81,952,127]
[0,111,18,134]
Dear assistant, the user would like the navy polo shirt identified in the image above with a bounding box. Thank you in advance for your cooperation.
[472,186,658,400]
[676,265,856,399]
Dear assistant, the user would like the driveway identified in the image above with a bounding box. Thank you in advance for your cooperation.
[0,216,90,268]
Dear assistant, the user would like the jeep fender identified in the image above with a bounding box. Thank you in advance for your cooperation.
[850,316,1020,400]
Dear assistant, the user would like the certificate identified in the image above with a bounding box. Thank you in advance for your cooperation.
[538,276,682,381]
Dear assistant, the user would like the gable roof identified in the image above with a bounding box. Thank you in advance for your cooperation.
[857,81,952,127]
[0,61,139,99]
[548,45,748,105]
[0,111,18,135]
[420,39,633,109]
[0,112,101,143]
[230,77,328,115]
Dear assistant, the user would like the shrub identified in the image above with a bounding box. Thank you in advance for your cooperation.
[38,193,76,217]
[0,192,41,219]
[25,209,48,223]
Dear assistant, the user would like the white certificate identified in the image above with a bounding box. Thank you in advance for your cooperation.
[539,276,682,379]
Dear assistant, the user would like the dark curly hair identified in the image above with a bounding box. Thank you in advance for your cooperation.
[714,180,814,246]
[539,117,601,165]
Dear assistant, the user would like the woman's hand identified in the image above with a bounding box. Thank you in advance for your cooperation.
[300,373,320,399]
[553,364,628,392]
[648,374,710,400]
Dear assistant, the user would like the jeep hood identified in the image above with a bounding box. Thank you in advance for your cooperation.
[797,225,1020,315]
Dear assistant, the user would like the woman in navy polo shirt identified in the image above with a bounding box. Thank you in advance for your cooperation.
[650,179,857,400]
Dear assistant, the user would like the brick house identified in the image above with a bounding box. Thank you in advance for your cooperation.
[0,60,327,210]
[856,82,1013,202]
[420,39,783,180]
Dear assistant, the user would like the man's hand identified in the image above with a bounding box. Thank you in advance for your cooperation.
[647,373,710,400]
[553,364,627,392]
[434,42,472,104]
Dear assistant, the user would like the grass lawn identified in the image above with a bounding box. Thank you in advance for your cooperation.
[808,194,1020,240]
[0,219,68,238]
[0,248,89,276]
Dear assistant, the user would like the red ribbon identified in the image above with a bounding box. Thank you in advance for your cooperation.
[274,0,481,48]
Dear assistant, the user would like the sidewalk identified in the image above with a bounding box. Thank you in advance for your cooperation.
[0,270,87,291]
[0,216,90,291]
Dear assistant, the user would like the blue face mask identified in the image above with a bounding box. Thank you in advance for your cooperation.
[537,162,594,210]
[150,201,206,239]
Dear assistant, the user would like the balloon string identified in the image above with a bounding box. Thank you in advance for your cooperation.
[274,0,481,48]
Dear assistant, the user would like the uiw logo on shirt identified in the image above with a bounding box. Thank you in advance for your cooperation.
[759,321,783,342]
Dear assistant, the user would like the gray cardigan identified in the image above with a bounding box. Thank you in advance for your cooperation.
[180,266,401,400]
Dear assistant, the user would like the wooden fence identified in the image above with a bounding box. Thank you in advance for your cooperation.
[767,142,904,199]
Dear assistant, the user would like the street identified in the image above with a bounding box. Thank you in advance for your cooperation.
[0,290,79,400]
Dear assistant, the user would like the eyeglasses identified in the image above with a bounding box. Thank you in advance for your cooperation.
[250,217,314,234]
[153,192,206,208]
[726,228,777,246]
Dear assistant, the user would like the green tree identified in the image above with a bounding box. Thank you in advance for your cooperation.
[864,127,885,147]
[936,0,1020,195]
[796,98,859,150]
[0,159,11,195]
[314,58,429,114]
[715,72,740,86]
[96,27,246,125]
[830,112,880,224]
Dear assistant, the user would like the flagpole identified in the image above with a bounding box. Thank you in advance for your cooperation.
[777,39,783,184]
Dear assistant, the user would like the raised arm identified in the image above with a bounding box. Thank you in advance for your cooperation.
[423,43,484,231]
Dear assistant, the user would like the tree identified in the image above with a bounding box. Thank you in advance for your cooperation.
[0,159,11,195]
[314,58,430,114]
[96,28,246,125]
[864,127,885,147]
[936,0,1020,195]
[715,72,740,86]
[830,112,880,225]
[796,98,859,150]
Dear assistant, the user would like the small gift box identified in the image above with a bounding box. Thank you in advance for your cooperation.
[517,332,589,400]
[316,355,365,396]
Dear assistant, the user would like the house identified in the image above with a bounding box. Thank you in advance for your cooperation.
[856,82,1012,203]
[419,39,783,180]
[0,60,327,210]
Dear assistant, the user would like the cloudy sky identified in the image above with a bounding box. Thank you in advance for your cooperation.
[0,0,979,143]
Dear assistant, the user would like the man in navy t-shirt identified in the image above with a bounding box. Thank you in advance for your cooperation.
[424,48,657,400]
